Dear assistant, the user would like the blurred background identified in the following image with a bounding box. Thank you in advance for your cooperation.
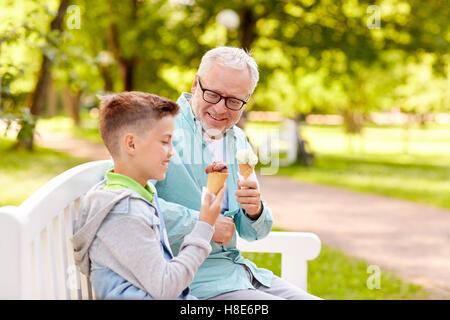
[0,0,449,300]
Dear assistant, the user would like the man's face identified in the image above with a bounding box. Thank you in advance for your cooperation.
[190,63,252,138]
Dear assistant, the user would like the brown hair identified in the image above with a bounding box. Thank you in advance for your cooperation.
[98,91,179,157]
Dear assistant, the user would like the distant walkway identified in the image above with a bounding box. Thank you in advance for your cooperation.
[35,130,111,160]
[36,129,450,298]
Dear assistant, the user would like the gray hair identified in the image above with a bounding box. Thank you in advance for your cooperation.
[197,46,259,95]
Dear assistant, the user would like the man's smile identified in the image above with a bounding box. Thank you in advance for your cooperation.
[207,112,226,122]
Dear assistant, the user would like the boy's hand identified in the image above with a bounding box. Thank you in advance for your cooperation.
[199,186,226,226]
[235,179,262,219]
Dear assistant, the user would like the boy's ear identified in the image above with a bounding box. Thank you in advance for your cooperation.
[122,133,137,156]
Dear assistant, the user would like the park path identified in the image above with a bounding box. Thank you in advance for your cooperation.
[35,130,111,161]
[36,130,450,298]
[258,175,450,298]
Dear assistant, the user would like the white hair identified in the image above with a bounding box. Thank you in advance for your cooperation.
[197,46,259,95]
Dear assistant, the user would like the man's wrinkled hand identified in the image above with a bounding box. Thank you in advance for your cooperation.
[235,179,262,219]
[212,216,235,246]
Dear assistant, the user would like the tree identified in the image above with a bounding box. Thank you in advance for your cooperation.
[18,0,71,149]
[2,0,449,151]
[1,7,43,149]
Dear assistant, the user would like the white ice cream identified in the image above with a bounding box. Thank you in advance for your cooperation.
[236,149,258,167]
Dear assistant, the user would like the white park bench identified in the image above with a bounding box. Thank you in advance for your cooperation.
[0,160,321,299]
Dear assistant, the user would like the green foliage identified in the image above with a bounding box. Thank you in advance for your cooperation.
[0,1,62,147]
[0,0,60,93]
[0,52,37,146]
[0,0,449,142]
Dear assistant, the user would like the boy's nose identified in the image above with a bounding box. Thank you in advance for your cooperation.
[169,144,176,157]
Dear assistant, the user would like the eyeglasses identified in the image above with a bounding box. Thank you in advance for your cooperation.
[197,77,248,111]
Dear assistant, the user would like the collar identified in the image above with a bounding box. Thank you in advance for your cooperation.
[104,169,154,203]
[177,92,198,132]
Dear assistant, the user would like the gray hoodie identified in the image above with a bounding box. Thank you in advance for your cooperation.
[71,180,213,300]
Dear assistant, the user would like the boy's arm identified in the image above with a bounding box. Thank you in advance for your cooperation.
[95,214,213,300]
[154,180,273,247]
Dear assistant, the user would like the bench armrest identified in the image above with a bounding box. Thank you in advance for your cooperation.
[237,231,321,291]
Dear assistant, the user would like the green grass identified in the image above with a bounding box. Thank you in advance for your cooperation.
[247,122,450,210]
[242,241,431,300]
[0,138,86,206]
[302,123,450,159]
[308,245,429,300]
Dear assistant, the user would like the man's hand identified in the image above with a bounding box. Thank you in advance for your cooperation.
[235,179,263,219]
[212,216,235,246]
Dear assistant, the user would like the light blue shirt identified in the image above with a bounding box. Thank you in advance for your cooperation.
[153,93,274,299]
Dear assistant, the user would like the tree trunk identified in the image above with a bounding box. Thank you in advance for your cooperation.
[239,8,257,51]
[29,0,70,116]
[99,65,114,92]
[62,86,82,126]
[29,56,52,117]
[121,58,136,91]
[107,23,137,91]
[20,0,70,149]
[72,90,82,126]
[107,0,138,91]
[47,77,58,117]
[341,108,364,134]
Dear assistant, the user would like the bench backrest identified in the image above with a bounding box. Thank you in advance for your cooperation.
[0,160,113,299]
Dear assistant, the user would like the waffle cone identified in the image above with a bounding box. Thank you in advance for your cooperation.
[207,172,229,195]
[239,163,253,180]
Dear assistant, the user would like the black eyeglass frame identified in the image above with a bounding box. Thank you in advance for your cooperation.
[197,77,248,111]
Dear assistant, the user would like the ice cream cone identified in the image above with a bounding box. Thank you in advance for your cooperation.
[207,172,229,195]
[238,163,253,180]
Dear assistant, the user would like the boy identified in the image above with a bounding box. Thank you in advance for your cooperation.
[71,91,225,299]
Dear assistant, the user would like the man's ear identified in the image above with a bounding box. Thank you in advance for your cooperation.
[191,74,199,94]
[122,133,136,156]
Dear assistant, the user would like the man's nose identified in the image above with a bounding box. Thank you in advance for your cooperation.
[213,98,228,114]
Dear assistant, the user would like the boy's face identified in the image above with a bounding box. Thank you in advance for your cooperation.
[133,115,175,181]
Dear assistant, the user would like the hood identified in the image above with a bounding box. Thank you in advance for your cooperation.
[71,182,131,276]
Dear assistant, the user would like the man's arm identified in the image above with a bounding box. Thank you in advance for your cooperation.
[233,199,273,241]
[156,196,201,255]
